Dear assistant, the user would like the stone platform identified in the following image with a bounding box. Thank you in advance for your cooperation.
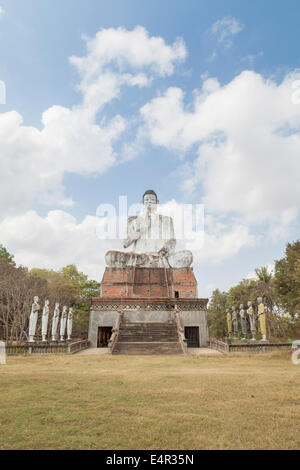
[89,298,209,350]
[88,267,209,354]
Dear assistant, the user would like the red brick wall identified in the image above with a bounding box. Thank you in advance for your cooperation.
[100,267,198,299]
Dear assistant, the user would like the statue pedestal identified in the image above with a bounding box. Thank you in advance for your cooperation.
[100,267,198,299]
[88,267,209,353]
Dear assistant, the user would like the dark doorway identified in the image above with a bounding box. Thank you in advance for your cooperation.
[185,327,200,348]
[97,327,113,348]
[174,291,179,299]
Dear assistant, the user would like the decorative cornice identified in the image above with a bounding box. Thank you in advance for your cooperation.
[91,298,208,311]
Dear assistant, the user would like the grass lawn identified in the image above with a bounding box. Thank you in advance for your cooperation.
[0,352,299,450]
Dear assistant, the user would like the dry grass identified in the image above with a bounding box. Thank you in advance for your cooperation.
[0,352,299,450]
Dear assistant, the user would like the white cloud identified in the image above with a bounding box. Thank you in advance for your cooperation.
[211,16,244,48]
[140,70,300,230]
[71,26,186,83]
[159,200,258,264]
[0,108,125,215]
[0,200,258,280]
[69,26,186,115]
[190,223,257,264]
[0,210,115,280]
[0,7,4,20]
[0,27,186,218]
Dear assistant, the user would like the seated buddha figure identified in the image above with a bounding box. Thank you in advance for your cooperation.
[105,190,193,269]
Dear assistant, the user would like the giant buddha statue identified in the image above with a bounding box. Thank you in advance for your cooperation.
[105,190,193,269]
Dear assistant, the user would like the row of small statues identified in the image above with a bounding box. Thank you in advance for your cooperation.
[29,296,73,343]
[226,297,267,341]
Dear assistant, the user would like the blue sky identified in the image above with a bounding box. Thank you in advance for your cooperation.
[0,0,300,297]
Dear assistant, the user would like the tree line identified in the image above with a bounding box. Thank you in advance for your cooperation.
[0,240,299,343]
[208,240,300,340]
[0,245,99,344]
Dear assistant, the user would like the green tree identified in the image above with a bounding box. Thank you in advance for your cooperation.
[73,279,100,338]
[274,241,300,318]
[207,289,228,339]
[0,244,15,265]
[30,265,99,338]
[227,279,257,308]
[60,265,88,287]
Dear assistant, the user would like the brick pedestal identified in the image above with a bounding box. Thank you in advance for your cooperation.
[100,267,198,299]
[88,266,209,352]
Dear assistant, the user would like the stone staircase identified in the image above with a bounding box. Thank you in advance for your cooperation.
[112,317,184,355]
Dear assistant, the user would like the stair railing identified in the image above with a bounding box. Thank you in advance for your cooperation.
[68,340,90,355]
[174,306,188,355]
[209,339,229,353]
[108,311,123,354]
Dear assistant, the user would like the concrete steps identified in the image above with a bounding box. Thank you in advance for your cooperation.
[113,342,183,355]
[113,319,183,355]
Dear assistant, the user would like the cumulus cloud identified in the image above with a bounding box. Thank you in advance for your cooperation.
[70,26,186,88]
[140,70,300,229]
[211,16,244,48]
[156,200,257,264]
[189,221,257,265]
[0,202,257,280]
[0,210,116,280]
[0,27,186,217]
[0,109,125,214]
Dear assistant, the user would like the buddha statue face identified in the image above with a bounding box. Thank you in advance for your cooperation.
[143,190,158,211]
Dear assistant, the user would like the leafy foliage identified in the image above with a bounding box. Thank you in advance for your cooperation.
[274,241,300,318]
[0,252,99,342]
[207,290,227,339]
[208,240,300,340]
[0,244,15,265]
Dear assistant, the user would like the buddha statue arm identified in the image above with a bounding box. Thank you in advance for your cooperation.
[158,238,176,256]
[123,216,147,249]
[158,217,176,256]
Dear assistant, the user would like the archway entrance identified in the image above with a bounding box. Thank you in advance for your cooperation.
[97,327,113,348]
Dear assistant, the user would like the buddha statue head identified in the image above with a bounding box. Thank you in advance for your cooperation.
[142,190,159,211]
